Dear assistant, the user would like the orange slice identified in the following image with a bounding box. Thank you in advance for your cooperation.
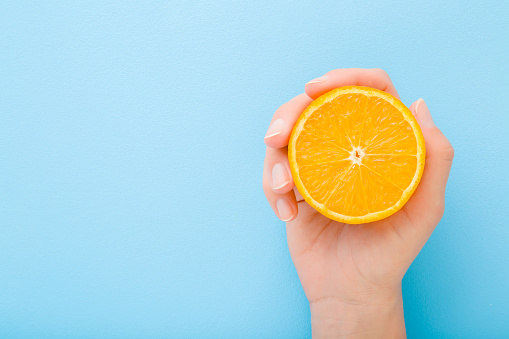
[288,86,425,224]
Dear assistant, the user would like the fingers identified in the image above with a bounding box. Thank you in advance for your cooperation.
[265,69,399,149]
[304,68,400,100]
[263,147,298,222]
[405,98,454,226]
[264,147,294,194]
[263,93,312,221]
[264,93,313,149]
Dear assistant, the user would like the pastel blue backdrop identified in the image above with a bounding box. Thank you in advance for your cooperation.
[1,1,508,338]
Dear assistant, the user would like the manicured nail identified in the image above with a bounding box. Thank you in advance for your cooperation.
[272,163,289,190]
[415,98,435,128]
[264,118,285,139]
[306,75,328,85]
[276,199,294,221]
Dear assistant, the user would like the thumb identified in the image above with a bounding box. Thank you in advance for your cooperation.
[405,99,455,225]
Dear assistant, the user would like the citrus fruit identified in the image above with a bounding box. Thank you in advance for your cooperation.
[288,86,425,224]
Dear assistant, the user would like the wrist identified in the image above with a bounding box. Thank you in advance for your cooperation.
[310,287,405,338]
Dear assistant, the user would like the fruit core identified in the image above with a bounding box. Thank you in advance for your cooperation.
[349,147,365,165]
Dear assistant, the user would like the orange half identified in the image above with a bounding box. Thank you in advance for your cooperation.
[288,86,425,224]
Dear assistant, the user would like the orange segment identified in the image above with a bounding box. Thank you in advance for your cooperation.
[359,97,416,154]
[295,134,351,164]
[326,165,368,217]
[329,93,369,147]
[359,165,403,214]
[288,86,425,224]
[300,101,353,150]
[299,161,353,208]
[362,154,417,191]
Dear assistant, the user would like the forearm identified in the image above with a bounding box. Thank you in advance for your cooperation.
[310,289,406,338]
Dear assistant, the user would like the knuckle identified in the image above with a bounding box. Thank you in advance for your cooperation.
[439,140,455,161]
[436,200,445,217]
[372,68,389,78]
[429,198,445,223]
[430,131,455,161]
[278,93,305,112]
[265,146,277,157]
[276,100,288,112]
[274,100,291,117]
[442,144,455,161]
[329,68,344,77]
[262,179,272,196]
[262,160,270,194]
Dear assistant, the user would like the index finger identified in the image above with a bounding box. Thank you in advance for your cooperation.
[264,93,313,149]
[305,68,400,100]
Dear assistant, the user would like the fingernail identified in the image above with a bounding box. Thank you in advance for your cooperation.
[264,118,285,139]
[415,98,435,128]
[306,75,328,85]
[276,199,294,222]
[272,163,289,190]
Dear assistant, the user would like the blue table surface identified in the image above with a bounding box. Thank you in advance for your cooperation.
[1,1,508,338]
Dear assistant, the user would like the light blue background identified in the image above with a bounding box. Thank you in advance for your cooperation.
[1,1,508,337]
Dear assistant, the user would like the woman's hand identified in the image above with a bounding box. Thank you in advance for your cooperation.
[262,68,454,338]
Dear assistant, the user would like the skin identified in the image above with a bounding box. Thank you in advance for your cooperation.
[262,69,454,338]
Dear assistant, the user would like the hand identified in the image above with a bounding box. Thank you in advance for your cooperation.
[262,69,454,338]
